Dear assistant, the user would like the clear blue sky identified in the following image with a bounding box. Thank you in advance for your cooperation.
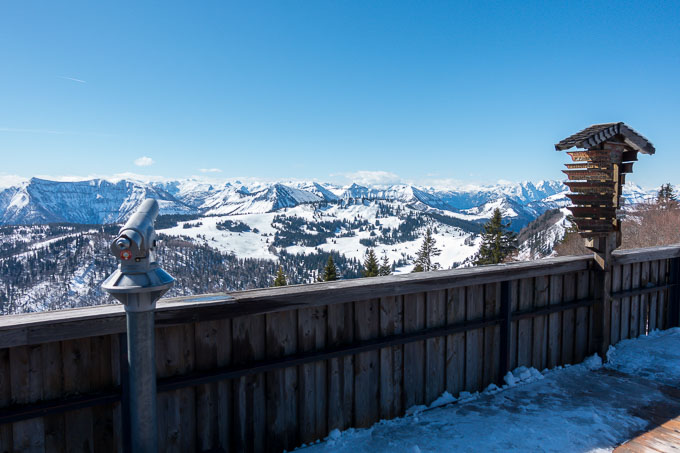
[1,1,678,188]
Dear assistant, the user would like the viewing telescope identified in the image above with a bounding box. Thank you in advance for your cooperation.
[103,198,174,309]
[102,198,174,452]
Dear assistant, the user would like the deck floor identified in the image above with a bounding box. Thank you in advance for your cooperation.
[614,382,680,452]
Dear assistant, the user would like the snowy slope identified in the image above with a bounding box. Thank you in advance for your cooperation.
[157,201,481,271]
[0,178,196,224]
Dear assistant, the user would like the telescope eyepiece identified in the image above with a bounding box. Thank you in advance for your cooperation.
[116,237,131,250]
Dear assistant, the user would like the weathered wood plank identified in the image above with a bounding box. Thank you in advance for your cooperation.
[548,274,563,369]
[574,271,590,363]
[561,273,576,365]
[639,261,650,336]
[353,299,379,428]
[265,310,298,452]
[215,318,232,452]
[425,290,446,404]
[509,280,519,371]
[194,320,220,451]
[445,287,466,396]
[403,293,425,408]
[658,259,668,329]
[41,341,65,453]
[90,335,114,453]
[532,276,548,371]
[298,305,328,444]
[610,265,622,345]
[379,296,403,420]
[516,278,533,368]
[327,302,354,432]
[0,348,12,453]
[156,326,182,453]
[612,244,680,265]
[629,263,641,339]
[483,283,500,386]
[232,314,266,453]
[465,285,484,392]
[62,338,94,453]
[177,324,196,453]
[620,264,632,340]
[649,260,659,332]
[10,345,45,453]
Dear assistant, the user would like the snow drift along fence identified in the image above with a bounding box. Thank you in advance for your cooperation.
[0,245,678,453]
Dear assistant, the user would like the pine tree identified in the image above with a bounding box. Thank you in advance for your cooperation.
[474,208,517,265]
[657,183,678,209]
[379,254,392,276]
[323,255,338,281]
[363,249,380,277]
[412,227,442,272]
[273,266,287,286]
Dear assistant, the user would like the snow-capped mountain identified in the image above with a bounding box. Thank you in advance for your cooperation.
[0,178,197,225]
[0,177,658,227]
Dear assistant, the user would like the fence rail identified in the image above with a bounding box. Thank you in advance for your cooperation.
[1,245,679,453]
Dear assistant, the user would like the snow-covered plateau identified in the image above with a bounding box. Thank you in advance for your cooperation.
[297,328,680,453]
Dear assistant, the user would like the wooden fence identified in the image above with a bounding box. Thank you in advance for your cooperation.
[0,245,679,453]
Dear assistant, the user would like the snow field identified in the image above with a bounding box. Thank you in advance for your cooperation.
[158,202,481,272]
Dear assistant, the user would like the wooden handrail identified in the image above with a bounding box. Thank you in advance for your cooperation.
[1,244,678,348]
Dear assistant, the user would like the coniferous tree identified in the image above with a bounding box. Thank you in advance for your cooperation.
[379,254,392,276]
[273,266,287,286]
[363,249,380,277]
[657,183,678,209]
[412,227,442,272]
[323,255,338,281]
[474,208,517,265]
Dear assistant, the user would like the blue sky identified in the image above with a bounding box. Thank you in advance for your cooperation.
[1,1,678,188]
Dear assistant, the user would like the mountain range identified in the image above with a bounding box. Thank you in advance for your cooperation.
[0,177,655,227]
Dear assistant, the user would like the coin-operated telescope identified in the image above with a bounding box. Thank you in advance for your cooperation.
[103,198,174,453]
[103,198,174,307]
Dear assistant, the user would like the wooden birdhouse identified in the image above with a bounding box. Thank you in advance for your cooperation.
[555,122,655,266]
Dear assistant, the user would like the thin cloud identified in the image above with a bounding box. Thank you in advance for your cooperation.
[59,76,87,84]
[134,156,155,167]
[341,170,402,186]
[0,127,68,135]
[0,174,28,189]
[199,168,223,173]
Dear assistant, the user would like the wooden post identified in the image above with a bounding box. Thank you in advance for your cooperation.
[498,280,512,384]
[668,257,680,328]
[590,231,618,358]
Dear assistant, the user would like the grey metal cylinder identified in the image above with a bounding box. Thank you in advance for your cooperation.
[126,293,158,453]
[102,199,174,452]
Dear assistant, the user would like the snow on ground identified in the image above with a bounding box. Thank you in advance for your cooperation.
[158,202,481,270]
[605,327,680,386]
[158,213,279,260]
[297,329,680,453]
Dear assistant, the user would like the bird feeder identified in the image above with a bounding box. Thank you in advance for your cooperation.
[555,122,655,267]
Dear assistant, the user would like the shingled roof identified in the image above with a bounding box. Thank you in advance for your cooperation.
[555,122,655,155]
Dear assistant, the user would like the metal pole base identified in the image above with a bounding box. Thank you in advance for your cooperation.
[126,293,158,453]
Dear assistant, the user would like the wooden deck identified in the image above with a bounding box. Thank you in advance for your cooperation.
[0,245,678,452]
[615,379,680,452]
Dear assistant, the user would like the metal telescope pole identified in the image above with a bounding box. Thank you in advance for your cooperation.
[103,199,174,453]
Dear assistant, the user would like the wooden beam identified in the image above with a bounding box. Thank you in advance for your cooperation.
[0,256,593,348]
[1,246,679,349]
